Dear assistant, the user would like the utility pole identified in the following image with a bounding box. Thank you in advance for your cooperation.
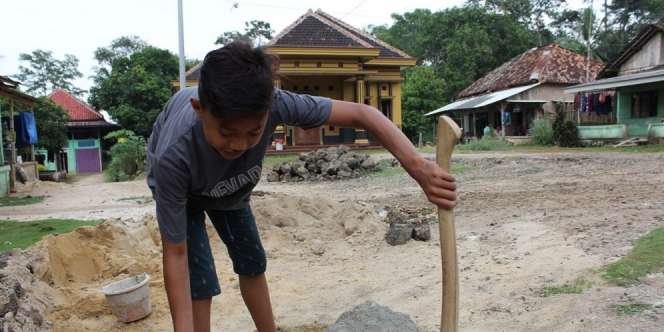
[586,0,593,83]
[177,0,186,90]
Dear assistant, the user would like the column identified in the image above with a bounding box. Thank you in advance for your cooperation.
[354,77,368,144]
[500,102,506,138]
[9,99,16,193]
[0,102,4,165]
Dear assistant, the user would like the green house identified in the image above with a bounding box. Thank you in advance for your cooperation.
[566,23,664,139]
[0,76,37,197]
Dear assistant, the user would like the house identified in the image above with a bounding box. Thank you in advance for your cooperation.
[48,89,117,174]
[427,44,603,139]
[565,23,664,140]
[180,9,415,148]
[0,75,38,196]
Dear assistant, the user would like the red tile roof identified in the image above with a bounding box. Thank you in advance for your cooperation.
[458,44,604,98]
[49,89,105,122]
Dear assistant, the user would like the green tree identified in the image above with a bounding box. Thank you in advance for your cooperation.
[92,36,147,81]
[104,129,146,182]
[401,66,446,141]
[15,50,84,96]
[89,39,178,138]
[373,6,535,101]
[468,0,565,46]
[32,97,69,155]
[215,20,274,46]
[593,0,664,62]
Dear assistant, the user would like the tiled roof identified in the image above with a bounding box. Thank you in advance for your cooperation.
[0,75,37,105]
[268,9,412,59]
[186,9,414,81]
[49,89,106,122]
[600,22,664,78]
[273,15,366,49]
[458,44,604,98]
[314,10,411,58]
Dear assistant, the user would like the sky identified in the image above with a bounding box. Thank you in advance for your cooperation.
[0,0,587,94]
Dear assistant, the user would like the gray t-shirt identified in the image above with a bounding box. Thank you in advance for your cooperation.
[147,87,332,243]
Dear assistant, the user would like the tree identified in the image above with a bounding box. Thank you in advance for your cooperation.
[32,97,69,156]
[104,129,147,182]
[401,66,446,141]
[89,39,178,138]
[373,6,536,101]
[593,0,664,62]
[468,0,565,46]
[215,20,274,46]
[92,36,147,82]
[15,50,84,96]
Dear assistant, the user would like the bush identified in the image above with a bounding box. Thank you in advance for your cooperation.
[559,120,580,147]
[104,130,146,182]
[459,137,511,151]
[529,117,554,145]
[552,103,580,147]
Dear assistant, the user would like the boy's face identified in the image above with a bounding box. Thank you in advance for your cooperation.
[191,98,268,160]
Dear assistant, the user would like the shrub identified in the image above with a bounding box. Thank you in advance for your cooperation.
[459,137,511,151]
[552,103,580,147]
[104,130,146,182]
[529,117,554,145]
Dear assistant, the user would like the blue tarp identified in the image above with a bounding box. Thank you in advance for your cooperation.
[14,112,38,147]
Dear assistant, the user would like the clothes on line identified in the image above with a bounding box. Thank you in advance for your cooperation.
[574,92,613,115]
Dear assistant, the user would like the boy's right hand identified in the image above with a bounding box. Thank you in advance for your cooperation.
[162,239,195,332]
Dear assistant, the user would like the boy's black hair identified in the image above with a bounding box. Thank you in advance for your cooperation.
[198,41,275,118]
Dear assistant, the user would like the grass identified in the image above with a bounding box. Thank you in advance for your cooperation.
[600,227,664,286]
[457,138,513,151]
[0,195,45,207]
[373,160,470,177]
[611,303,653,316]
[0,219,101,252]
[417,142,664,154]
[263,154,299,169]
[541,278,592,297]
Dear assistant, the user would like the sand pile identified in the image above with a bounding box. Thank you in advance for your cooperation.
[0,192,386,331]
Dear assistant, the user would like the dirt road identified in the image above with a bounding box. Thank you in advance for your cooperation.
[1,151,662,331]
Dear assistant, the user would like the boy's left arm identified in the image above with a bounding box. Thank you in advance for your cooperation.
[327,100,456,209]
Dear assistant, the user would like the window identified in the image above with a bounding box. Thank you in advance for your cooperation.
[381,99,392,120]
[631,91,658,118]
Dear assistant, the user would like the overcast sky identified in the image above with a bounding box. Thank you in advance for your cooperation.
[1,0,587,94]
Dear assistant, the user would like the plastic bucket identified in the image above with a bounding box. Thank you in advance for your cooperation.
[101,273,152,323]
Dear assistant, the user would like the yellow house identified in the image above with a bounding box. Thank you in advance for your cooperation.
[183,9,415,147]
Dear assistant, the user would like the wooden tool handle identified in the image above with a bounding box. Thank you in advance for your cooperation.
[436,116,461,332]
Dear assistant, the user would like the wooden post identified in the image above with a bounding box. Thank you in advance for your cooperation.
[9,99,16,193]
[0,102,4,165]
[500,102,506,138]
[436,115,461,332]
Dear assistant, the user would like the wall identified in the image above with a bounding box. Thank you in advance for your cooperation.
[0,165,9,197]
[513,84,573,103]
[616,82,664,137]
[66,138,102,175]
[619,32,664,75]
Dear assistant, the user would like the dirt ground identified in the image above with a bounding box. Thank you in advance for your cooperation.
[1,150,663,331]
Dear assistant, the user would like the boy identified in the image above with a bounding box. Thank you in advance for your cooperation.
[147,42,456,332]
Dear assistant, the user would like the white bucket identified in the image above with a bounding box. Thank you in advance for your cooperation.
[101,273,152,323]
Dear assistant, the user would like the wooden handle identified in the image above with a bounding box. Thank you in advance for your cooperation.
[436,116,461,332]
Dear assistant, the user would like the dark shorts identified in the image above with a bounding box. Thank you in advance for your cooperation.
[186,206,266,300]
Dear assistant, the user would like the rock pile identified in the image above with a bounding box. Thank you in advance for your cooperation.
[383,207,434,246]
[267,146,379,182]
[327,301,423,332]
